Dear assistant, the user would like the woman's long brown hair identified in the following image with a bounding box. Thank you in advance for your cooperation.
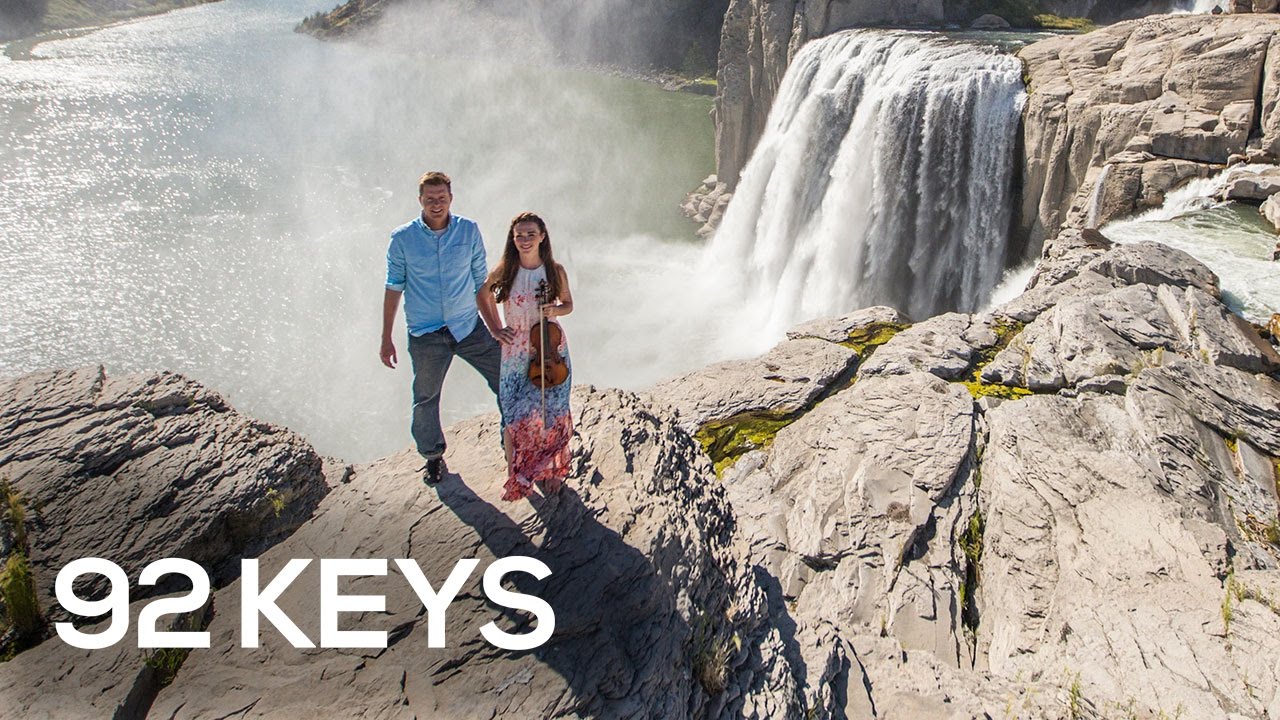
[491,212,560,304]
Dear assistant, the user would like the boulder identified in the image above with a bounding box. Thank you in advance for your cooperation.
[0,367,332,625]
[1083,240,1220,296]
[995,238,1219,324]
[1262,192,1280,231]
[682,180,734,236]
[996,268,1122,323]
[857,312,1001,381]
[1086,158,1216,226]
[652,336,858,430]
[1223,167,1280,201]
[970,13,1011,28]
[784,305,909,344]
[981,283,1280,391]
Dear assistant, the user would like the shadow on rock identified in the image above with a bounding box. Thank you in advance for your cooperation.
[437,476,693,714]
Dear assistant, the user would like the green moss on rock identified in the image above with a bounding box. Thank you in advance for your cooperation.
[0,478,42,656]
[959,509,985,636]
[695,411,796,477]
[144,609,209,687]
[961,380,1033,401]
[840,322,910,358]
[962,0,1091,30]
[2,480,26,551]
[956,318,1032,401]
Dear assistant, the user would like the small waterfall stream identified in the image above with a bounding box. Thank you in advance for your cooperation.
[1103,165,1280,321]
[708,30,1025,336]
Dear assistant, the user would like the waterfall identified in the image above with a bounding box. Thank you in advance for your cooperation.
[708,30,1025,336]
[1170,0,1225,12]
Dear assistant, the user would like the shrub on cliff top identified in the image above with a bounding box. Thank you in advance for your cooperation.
[966,0,1092,30]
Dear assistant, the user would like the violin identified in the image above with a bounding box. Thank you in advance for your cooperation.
[528,279,569,389]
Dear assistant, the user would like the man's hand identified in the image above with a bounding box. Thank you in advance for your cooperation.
[380,336,398,368]
[492,326,518,345]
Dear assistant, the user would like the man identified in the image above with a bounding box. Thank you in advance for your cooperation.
[380,172,501,485]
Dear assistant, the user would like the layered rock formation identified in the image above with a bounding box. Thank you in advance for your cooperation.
[654,225,1280,717]
[0,368,333,630]
[1019,13,1280,243]
[143,388,808,719]
[0,380,814,718]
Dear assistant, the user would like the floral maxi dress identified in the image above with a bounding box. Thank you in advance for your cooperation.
[499,264,573,501]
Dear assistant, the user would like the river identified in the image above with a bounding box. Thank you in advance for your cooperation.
[0,0,717,461]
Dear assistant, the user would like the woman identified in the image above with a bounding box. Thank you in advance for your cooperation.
[478,212,574,501]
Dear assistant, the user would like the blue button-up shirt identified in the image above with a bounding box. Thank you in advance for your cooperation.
[385,213,488,338]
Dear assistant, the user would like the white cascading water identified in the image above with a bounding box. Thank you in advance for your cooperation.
[1181,0,1226,12]
[708,30,1025,339]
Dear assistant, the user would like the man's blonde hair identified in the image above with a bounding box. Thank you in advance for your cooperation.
[418,171,452,195]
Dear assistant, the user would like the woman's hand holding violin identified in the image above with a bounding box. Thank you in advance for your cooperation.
[541,303,561,319]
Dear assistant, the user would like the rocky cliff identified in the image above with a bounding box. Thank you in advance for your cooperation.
[3,225,1280,717]
[1020,13,1280,244]
[0,375,812,718]
[652,226,1280,717]
[4,8,1280,716]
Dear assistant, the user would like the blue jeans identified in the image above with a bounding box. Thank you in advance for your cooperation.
[407,323,501,460]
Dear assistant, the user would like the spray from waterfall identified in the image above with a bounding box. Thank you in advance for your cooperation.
[706,30,1025,344]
